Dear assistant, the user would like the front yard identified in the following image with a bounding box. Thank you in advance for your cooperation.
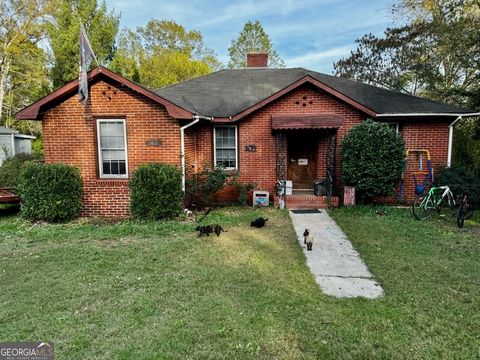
[0,207,478,359]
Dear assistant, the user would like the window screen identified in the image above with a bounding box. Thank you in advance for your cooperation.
[214,126,237,169]
[97,120,127,177]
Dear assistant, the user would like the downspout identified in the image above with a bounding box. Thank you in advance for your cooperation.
[180,115,213,192]
[447,113,480,167]
[11,134,15,156]
[447,116,461,168]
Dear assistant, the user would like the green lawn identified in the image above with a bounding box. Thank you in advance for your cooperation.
[0,206,478,359]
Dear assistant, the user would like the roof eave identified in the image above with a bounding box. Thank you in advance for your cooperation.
[377,112,480,118]
[14,134,36,139]
[15,66,193,121]
[223,75,378,122]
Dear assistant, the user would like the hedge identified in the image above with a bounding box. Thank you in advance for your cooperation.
[436,165,480,206]
[129,163,183,219]
[341,119,405,200]
[0,153,41,188]
[18,163,83,222]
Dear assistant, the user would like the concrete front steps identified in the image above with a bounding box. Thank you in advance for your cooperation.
[286,194,340,209]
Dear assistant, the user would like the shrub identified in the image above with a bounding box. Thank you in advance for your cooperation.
[18,163,83,222]
[341,119,405,201]
[452,118,480,176]
[436,165,480,206]
[228,175,256,205]
[129,163,183,219]
[32,138,44,157]
[0,153,41,188]
[186,163,228,208]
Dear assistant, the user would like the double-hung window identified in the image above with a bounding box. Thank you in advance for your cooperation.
[214,126,237,170]
[97,119,128,178]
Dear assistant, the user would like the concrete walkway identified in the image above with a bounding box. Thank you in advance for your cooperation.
[289,210,383,299]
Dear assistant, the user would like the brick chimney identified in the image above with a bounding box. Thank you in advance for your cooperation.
[247,52,268,67]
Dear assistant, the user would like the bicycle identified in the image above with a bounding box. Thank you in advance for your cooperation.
[456,193,474,228]
[412,186,475,227]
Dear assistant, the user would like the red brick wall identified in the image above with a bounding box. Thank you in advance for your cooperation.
[194,84,366,195]
[184,127,197,180]
[193,124,212,170]
[240,84,367,193]
[316,131,338,181]
[42,78,451,216]
[400,122,449,201]
[191,84,450,203]
[42,79,182,217]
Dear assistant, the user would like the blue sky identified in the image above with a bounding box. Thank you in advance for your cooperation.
[105,0,393,73]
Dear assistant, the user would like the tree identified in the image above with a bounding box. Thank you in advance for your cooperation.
[0,1,49,142]
[2,38,48,136]
[334,0,480,175]
[108,28,142,83]
[333,25,430,94]
[228,20,285,69]
[341,119,405,201]
[110,20,220,89]
[46,0,119,87]
[452,118,480,176]
[334,0,480,107]
[0,0,51,128]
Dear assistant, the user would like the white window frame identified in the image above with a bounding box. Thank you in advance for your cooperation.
[97,119,129,179]
[386,122,400,133]
[213,125,238,170]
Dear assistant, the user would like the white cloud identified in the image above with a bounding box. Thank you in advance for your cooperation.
[105,0,393,73]
[285,45,353,69]
[196,0,333,28]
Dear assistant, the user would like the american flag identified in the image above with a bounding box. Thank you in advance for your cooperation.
[78,24,98,104]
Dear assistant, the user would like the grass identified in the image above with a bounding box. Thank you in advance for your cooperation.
[0,206,479,359]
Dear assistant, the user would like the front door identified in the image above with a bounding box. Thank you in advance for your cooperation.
[287,133,317,189]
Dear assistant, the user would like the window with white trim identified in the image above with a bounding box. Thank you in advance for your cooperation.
[214,126,237,170]
[386,122,400,133]
[97,119,128,178]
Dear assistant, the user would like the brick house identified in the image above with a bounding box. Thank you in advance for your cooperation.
[16,53,478,217]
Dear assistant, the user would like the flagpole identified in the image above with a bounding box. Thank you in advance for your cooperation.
[78,23,99,103]
[80,24,100,67]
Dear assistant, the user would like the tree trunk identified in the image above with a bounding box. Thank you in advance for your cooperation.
[0,59,10,123]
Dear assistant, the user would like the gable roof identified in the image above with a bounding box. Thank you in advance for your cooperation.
[156,68,473,119]
[16,66,476,122]
[0,126,35,139]
[16,66,192,120]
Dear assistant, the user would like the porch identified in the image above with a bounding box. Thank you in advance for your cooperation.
[272,113,342,209]
[285,193,340,209]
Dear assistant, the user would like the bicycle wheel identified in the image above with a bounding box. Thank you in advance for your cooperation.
[459,195,474,223]
[412,195,434,220]
[456,205,466,228]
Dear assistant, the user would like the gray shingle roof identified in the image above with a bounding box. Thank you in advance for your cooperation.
[156,68,471,118]
[0,126,19,134]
